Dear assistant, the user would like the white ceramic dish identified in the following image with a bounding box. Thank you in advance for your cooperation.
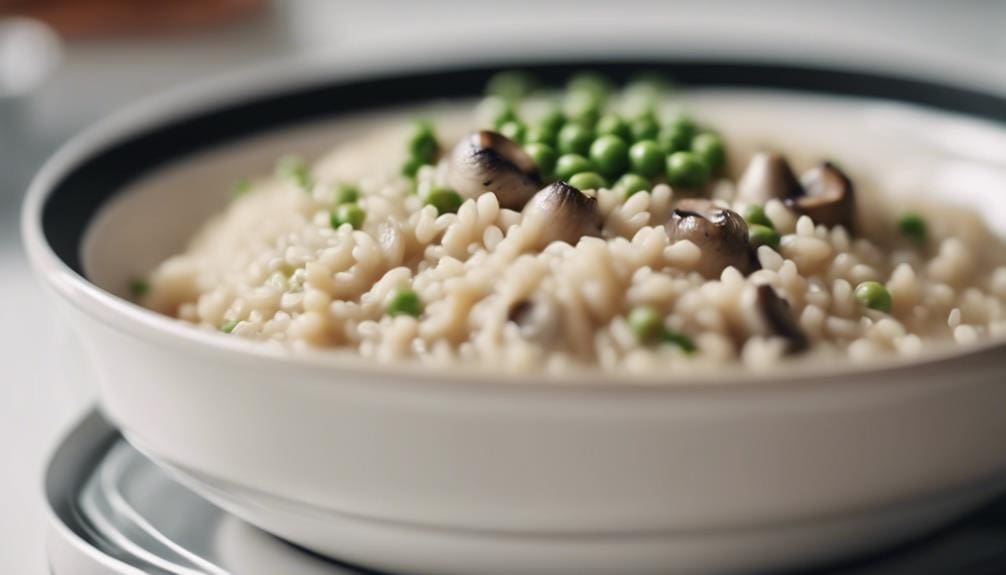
[23,61,1006,575]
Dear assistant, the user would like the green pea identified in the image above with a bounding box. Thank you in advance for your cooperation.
[691,132,726,171]
[666,151,710,188]
[743,204,774,229]
[128,277,148,298]
[657,125,692,154]
[624,74,671,98]
[220,319,239,334]
[589,135,629,177]
[562,79,604,126]
[333,183,359,205]
[524,125,556,146]
[481,96,518,129]
[628,306,663,342]
[276,154,306,175]
[615,173,651,197]
[898,212,927,243]
[407,121,438,163]
[537,108,566,135]
[622,76,666,116]
[567,72,612,99]
[232,178,252,196]
[330,203,366,230]
[275,155,312,189]
[662,329,697,353]
[485,71,536,101]
[568,172,608,191]
[628,140,664,178]
[557,123,594,155]
[425,186,464,215]
[387,288,422,318]
[630,115,660,142]
[401,157,425,178]
[525,143,558,179]
[554,154,595,182]
[748,224,781,250]
[566,103,600,128]
[278,262,296,277]
[495,109,519,130]
[666,113,697,139]
[855,281,892,313]
[499,120,526,144]
[596,114,632,141]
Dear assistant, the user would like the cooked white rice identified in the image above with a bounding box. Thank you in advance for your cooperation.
[142,109,1006,376]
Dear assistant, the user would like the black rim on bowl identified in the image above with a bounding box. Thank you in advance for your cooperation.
[40,59,1006,276]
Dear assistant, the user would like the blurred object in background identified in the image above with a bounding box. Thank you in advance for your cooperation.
[0,0,265,39]
[0,0,284,201]
[0,16,60,200]
[0,16,58,97]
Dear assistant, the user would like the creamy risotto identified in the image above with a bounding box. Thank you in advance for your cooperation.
[139,72,1006,374]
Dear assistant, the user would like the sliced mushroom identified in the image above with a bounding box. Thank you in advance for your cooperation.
[788,161,855,232]
[754,284,808,353]
[736,152,803,204]
[737,154,857,232]
[507,296,562,344]
[521,181,603,249]
[447,130,542,210]
[666,199,757,278]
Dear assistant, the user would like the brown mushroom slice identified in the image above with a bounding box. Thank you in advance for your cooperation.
[787,161,855,231]
[736,152,803,204]
[447,130,542,210]
[521,181,603,249]
[754,284,808,353]
[666,199,757,279]
[507,296,562,344]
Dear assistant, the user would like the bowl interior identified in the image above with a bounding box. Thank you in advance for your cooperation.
[82,88,1006,299]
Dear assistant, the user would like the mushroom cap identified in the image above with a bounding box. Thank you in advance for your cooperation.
[789,161,856,232]
[447,130,542,210]
[521,181,603,249]
[736,152,802,204]
[753,284,808,353]
[666,199,757,278]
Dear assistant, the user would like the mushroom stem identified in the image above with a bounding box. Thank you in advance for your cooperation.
[736,152,802,204]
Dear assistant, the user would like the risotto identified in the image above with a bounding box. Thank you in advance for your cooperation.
[139,72,1006,374]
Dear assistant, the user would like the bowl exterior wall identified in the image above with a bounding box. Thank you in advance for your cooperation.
[59,297,1006,534]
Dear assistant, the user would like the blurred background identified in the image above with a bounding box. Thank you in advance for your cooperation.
[1,1,1004,573]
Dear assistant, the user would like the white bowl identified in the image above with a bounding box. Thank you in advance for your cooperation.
[23,60,1006,575]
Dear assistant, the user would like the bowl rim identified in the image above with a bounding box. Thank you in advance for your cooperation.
[21,55,1006,394]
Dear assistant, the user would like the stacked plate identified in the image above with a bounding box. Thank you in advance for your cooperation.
[46,411,1006,575]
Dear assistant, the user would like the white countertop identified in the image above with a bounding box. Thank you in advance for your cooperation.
[2,1,1005,572]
